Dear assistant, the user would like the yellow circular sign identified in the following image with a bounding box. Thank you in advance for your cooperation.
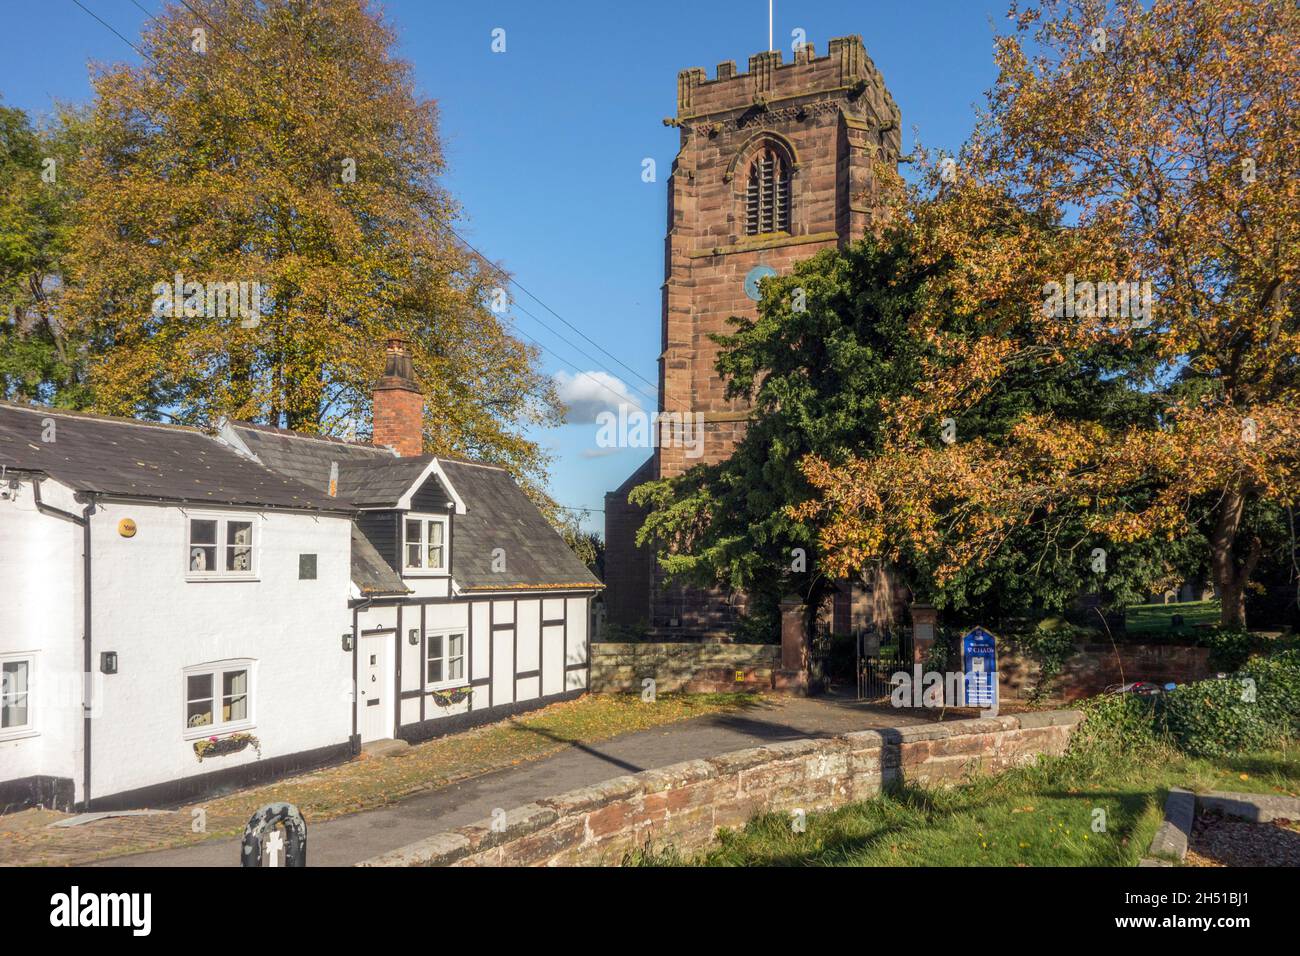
[118,518,137,538]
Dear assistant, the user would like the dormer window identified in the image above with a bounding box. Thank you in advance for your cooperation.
[746,147,791,235]
[403,513,448,574]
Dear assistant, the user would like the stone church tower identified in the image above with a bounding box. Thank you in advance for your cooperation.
[604,36,900,636]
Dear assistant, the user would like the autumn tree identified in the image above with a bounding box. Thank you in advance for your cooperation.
[63,0,560,494]
[798,0,1299,627]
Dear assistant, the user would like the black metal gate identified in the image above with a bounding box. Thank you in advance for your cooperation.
[856,626,914,701]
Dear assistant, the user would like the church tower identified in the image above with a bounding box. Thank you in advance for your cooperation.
[604,36,900,635]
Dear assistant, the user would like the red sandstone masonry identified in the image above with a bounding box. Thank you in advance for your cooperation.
[359,710,1082,867]
[589,641,781,694]
[1000,644,1214,701]
[604,35,903,636]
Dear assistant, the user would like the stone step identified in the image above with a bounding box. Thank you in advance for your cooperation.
[362,738,411,758]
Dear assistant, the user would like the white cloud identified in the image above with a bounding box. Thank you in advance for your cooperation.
[553,370,644,424]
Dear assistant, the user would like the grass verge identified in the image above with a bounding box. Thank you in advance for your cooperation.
[628,738,1300,867]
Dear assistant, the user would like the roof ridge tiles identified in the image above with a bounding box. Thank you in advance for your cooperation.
[0,399,204,434]
[233,420,508,473]
[229,419,393,452]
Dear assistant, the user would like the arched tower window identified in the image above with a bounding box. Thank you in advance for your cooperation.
[745,147,791,235]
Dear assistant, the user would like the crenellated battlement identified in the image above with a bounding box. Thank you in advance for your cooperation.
[674,35,898,129]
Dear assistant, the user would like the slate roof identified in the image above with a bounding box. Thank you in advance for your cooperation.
[228,421,394,492]
[226,423,454,510]
[0,402,347,512]
[336,457,441,508]
[1,404,594,594]
[439,459,602,592]
[350,524,409,596]
[226,421,601,594]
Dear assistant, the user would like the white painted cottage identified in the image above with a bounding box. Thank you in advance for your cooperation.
[0,341,601,811]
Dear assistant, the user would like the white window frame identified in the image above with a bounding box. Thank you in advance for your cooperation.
[402,512,449,576]
[182,659,256,739]
[0,652,37,741]
[184,511,261,581]
[424,629,467,690]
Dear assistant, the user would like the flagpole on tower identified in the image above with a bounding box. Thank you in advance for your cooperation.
[769,0,774,51]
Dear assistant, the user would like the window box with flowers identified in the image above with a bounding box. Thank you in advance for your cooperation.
[193,732,261,761]
[184,660,258,759]
[430,686,471,708]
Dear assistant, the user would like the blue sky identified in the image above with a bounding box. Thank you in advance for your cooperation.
[0,0,1011,531]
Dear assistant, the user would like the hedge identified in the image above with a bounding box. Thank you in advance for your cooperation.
[1079,649,1300,758]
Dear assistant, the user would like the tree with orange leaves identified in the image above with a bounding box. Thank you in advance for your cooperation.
[796,0,1298,627]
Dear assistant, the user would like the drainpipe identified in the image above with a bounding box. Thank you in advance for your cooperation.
[80,497,96,809]
[31,479,96,809]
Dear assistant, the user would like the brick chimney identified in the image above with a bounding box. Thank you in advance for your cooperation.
[372,337,424,457]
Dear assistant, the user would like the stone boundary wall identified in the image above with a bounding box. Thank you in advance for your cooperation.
[1001,644,1213,701]
[361,709,1082,867]
[589,641,781,694]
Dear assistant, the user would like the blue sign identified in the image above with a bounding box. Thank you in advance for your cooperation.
[961,627,998,708]
[744,265,777,301]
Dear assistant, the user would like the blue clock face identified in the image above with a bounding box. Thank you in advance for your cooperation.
[744,265,778,302]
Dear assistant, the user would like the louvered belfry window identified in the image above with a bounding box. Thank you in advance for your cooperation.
[746,147,790,235]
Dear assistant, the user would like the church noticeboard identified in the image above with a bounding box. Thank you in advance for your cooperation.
[961,627,998,708]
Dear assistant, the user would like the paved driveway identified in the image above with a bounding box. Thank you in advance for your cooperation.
[100,694,934,867]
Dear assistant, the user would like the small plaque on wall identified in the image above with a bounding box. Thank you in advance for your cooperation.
[299,554,317,580]
[117,518,137,538]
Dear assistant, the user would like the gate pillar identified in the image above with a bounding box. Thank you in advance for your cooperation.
[775,596,811,694]
[910,603,938,664]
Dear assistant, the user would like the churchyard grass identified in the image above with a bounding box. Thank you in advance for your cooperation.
[627,740,1300,867]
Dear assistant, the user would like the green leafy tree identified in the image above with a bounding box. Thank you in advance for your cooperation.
[558,521,604,578]
[0,103,90,406]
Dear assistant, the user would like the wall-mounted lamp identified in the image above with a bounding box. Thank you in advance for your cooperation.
[408,628,420,646]
[341,633,354,653]
[100,651,118,675]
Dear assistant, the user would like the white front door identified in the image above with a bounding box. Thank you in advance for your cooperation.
[359,634,391,742]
